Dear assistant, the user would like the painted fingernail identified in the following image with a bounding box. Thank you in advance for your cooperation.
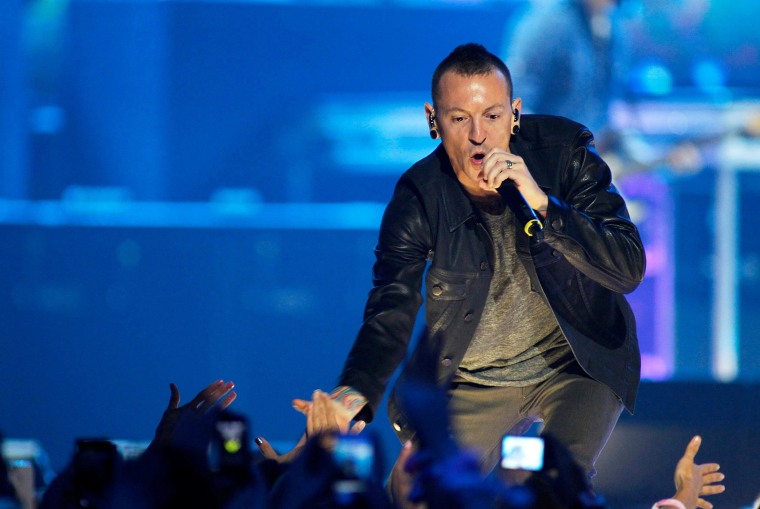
[255,437,263,445]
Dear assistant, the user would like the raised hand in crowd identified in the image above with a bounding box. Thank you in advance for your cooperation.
[153,379,236,448]
[305,389,367,437]
[255,389,366,463]
[657,436,725,509]
[293,386,368,431]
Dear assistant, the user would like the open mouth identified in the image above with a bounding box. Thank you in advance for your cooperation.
[471,152,486,174]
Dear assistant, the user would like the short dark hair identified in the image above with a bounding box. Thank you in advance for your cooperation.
[431,43,513,106]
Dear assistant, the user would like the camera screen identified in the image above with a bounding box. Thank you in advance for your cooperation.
[332,435,374,480]
[216,419,246,455]
[500,435,544,471]
[209,416,250,473]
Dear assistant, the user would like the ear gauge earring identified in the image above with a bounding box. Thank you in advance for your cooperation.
[512,108,520,135]
[429,114,440,140]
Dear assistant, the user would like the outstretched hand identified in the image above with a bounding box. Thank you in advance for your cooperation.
[256,389,365,463]
[153,379,237,445]
[673,436,725,509]
[305,390,366,437]
[293,386,367,430]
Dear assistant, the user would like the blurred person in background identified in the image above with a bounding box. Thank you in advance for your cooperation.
[502,0,625,139]
[501,0,707,179]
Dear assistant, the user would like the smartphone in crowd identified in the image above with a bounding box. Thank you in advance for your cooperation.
[331,433,376,506]
[332,433,375,481]
[209,410,251,475]
[500,435,545,471]
[72,439,122,494]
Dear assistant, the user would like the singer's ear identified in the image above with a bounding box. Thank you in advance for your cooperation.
[510,97,522,136]
[425,102,439,140]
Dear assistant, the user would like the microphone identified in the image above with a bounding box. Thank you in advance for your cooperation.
[497,180,544,239]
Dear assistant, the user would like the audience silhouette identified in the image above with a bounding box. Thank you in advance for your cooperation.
[2,371,727,509]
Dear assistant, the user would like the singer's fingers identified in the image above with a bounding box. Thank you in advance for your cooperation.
[483,159,510,189]
[483,148,521,167]
[489,166,508,190]
[483,150,525,189]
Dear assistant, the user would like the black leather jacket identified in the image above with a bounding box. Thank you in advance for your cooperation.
[338,115,645,440]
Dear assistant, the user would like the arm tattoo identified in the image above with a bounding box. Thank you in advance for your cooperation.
[331,386,368,414]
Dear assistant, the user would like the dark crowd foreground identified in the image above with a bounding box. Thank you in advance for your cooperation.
[0,374,729,509]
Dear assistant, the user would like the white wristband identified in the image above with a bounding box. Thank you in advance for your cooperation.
[652,498,687,509]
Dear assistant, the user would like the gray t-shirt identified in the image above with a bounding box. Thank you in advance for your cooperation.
[455,203,573,386]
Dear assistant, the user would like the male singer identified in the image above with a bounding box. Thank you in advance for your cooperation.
[302,43,645,478]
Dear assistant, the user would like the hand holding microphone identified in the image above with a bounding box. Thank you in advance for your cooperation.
[480,149,547,238]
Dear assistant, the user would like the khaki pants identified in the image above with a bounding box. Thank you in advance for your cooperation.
[447,362,623,478]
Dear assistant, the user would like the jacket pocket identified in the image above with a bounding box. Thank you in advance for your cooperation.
[426,270,469,301]
[425,268,473,338]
